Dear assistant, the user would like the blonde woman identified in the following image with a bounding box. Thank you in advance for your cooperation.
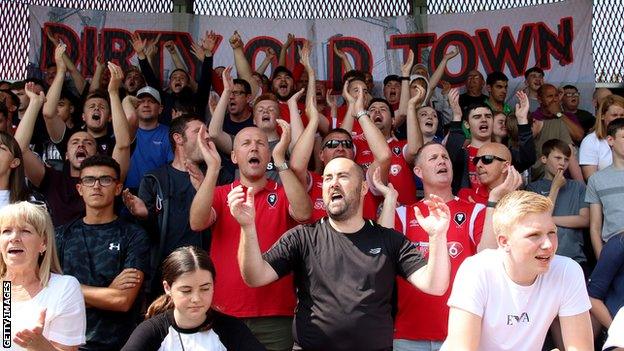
[1,202,85,350]
[579,95,624,180]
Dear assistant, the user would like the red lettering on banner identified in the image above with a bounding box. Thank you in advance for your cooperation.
[535,17,574,70]
[475,24,535,78]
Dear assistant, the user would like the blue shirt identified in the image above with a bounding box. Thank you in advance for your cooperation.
[125,124,173,189]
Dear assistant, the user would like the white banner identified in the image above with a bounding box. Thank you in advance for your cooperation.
[28,0,594,108]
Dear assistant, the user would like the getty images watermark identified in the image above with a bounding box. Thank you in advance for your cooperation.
[2,281,9,348]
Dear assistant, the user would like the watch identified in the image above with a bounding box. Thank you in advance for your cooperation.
[486,201,497,208]
[276,161,289,172]
[355,110,369,120]
[555,112,564,119]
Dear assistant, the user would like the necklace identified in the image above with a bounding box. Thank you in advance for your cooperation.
[177,331,186,351]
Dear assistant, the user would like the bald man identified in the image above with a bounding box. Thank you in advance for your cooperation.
[458,142,519,205]
[230,157,452,351]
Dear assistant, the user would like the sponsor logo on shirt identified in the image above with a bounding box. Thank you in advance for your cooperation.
[409,219,420,227]
[109,243,120,251]
[152,140,163,145]
[362,150,372,156]
[447,241,464,258]
[454,212,466,226]
[507,312,530,325]
[267,193,278,207]
[314,198,325,210]
[369,248,381,255]
[390,164,401,176]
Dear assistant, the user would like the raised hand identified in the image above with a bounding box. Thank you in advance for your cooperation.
[228,185,255,227]
[299,40,311,69]
[229,31,243,49]
[272,119,291,163]
[409,83,426,108]
[186,160,205,191]
[202,30,218,55]
[401,49,415,77]
[551,169,566,191]
[191,41,206,61]
[342,79,356,105]
[130,32,147,55]
[514,90,530,124]
[264,47,276,60]
[443,45,459,60]
[53,43,67,71]
[107,61,124,93]
[353,86,366,113]
[197,125,221,169]
[372,167,398,200]
[45,28,60,46]
[333,44,347,59]
[122,189,148,219]
[326,89,337,109]
[414,194,450,238]
[283,33,295,49]
[440,80,451,95]
[489,165,523,202]
[144,34,161,59]
[289,88,305,104]
[221,66,234,91]
[24,82,45,106]
[448,87,462,121]
[164,40,176,54]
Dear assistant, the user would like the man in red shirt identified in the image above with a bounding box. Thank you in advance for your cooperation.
[189,124,311,351]
[394,142,487,350]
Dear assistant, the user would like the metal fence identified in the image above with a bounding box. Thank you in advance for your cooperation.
[1,0,622,84]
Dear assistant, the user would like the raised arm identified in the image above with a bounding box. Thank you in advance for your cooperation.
[230,31,259,98]
[287,89,305,152]
[405,83,426,165]
[131,32,160,90]
[394,49,414,128]
[230,186,280,287]
[333,44,353,72]
[42,43,69,143]
[256,47,276,75]
[357,90,392,184]
[207,66,235,154]
[46,30,86,94]
[427,46,459,100]
[164,41,196,92]
[121,95,139,140]
[372,167,399,228]
[406,194,450,295]
[339,79,356,133]
[194,31,216,117]
[108,62,132,183]
[189,126,222,231]
[273,119,312,222]
[14,83,46,187]
[278,33,294,68]
[89,54,105,93]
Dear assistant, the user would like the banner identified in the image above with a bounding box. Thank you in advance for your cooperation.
[28,0,594,109]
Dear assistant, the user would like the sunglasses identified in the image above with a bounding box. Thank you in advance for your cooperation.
[323,139,353,149]
[472,155,507,166]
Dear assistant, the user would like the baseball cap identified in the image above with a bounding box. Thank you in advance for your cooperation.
[271,66,294,81]
[136,86,161,104]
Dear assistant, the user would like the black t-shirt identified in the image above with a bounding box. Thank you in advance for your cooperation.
[263,219,425,351]
[56,217,150,350]
[574,109,596,134]
[219,114,255,183]
[38,163,83,226]
[121,309,265,351]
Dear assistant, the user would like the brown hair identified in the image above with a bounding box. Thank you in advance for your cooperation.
[146,246,217,323]
[0,132,29,203]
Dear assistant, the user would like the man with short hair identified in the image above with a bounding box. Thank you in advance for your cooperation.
[520,66,544,112]
[531,83,584,143]
[443,190,593,351]
[189,124,311,350]
[56,154,149,350]
[484,71,512,116]
[231,156,451,350]
[459,70,487,111]
[561,84,595,134]
[383,74,404,110]
[586,118,624,258]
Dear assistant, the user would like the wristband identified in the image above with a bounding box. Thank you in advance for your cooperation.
[355,110,369,120]
[400,76,410,81]
[276,162,289,172]
[486,201,497,208]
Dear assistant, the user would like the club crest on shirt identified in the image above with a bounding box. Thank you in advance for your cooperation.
[390,164,401,176]
[392,146,402,156]
[454,212,466,226]
[267,193,278,207]
[314,198,325,210]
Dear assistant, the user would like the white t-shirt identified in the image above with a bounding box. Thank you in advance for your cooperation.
[10,273,86,350]
[443,249,590,351]
[603,307,624,350]
[0,190,10,209]
[579,132,612,170]
[159,328,226,351]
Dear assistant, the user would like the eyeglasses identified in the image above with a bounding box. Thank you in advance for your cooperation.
[80,175,117,187]
[230,90,248,97]
[564,92,580,97]
[472,155,507,165]
[323,139,353,149]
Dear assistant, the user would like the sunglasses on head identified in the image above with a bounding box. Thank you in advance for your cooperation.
[323,139,353,149]
[472,155,507,165]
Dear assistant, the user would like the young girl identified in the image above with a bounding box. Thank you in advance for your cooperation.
[122,246,265,351]
[0,131,30,208]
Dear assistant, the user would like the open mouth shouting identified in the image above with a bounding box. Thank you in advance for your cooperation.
[7,247,25,257]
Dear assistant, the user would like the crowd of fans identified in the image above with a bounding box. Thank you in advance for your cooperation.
[2,26,624,351]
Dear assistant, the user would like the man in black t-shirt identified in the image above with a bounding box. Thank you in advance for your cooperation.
[229,157,452,351]
[56,155,149,350]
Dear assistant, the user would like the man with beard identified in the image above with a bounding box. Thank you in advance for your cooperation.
[459,70,487,111]
[123,86,174,192]
[230,156,451,350]
[189,124,311,350]
[15,63,131,226]
[122,115,222,301]
[123,66,146,96]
